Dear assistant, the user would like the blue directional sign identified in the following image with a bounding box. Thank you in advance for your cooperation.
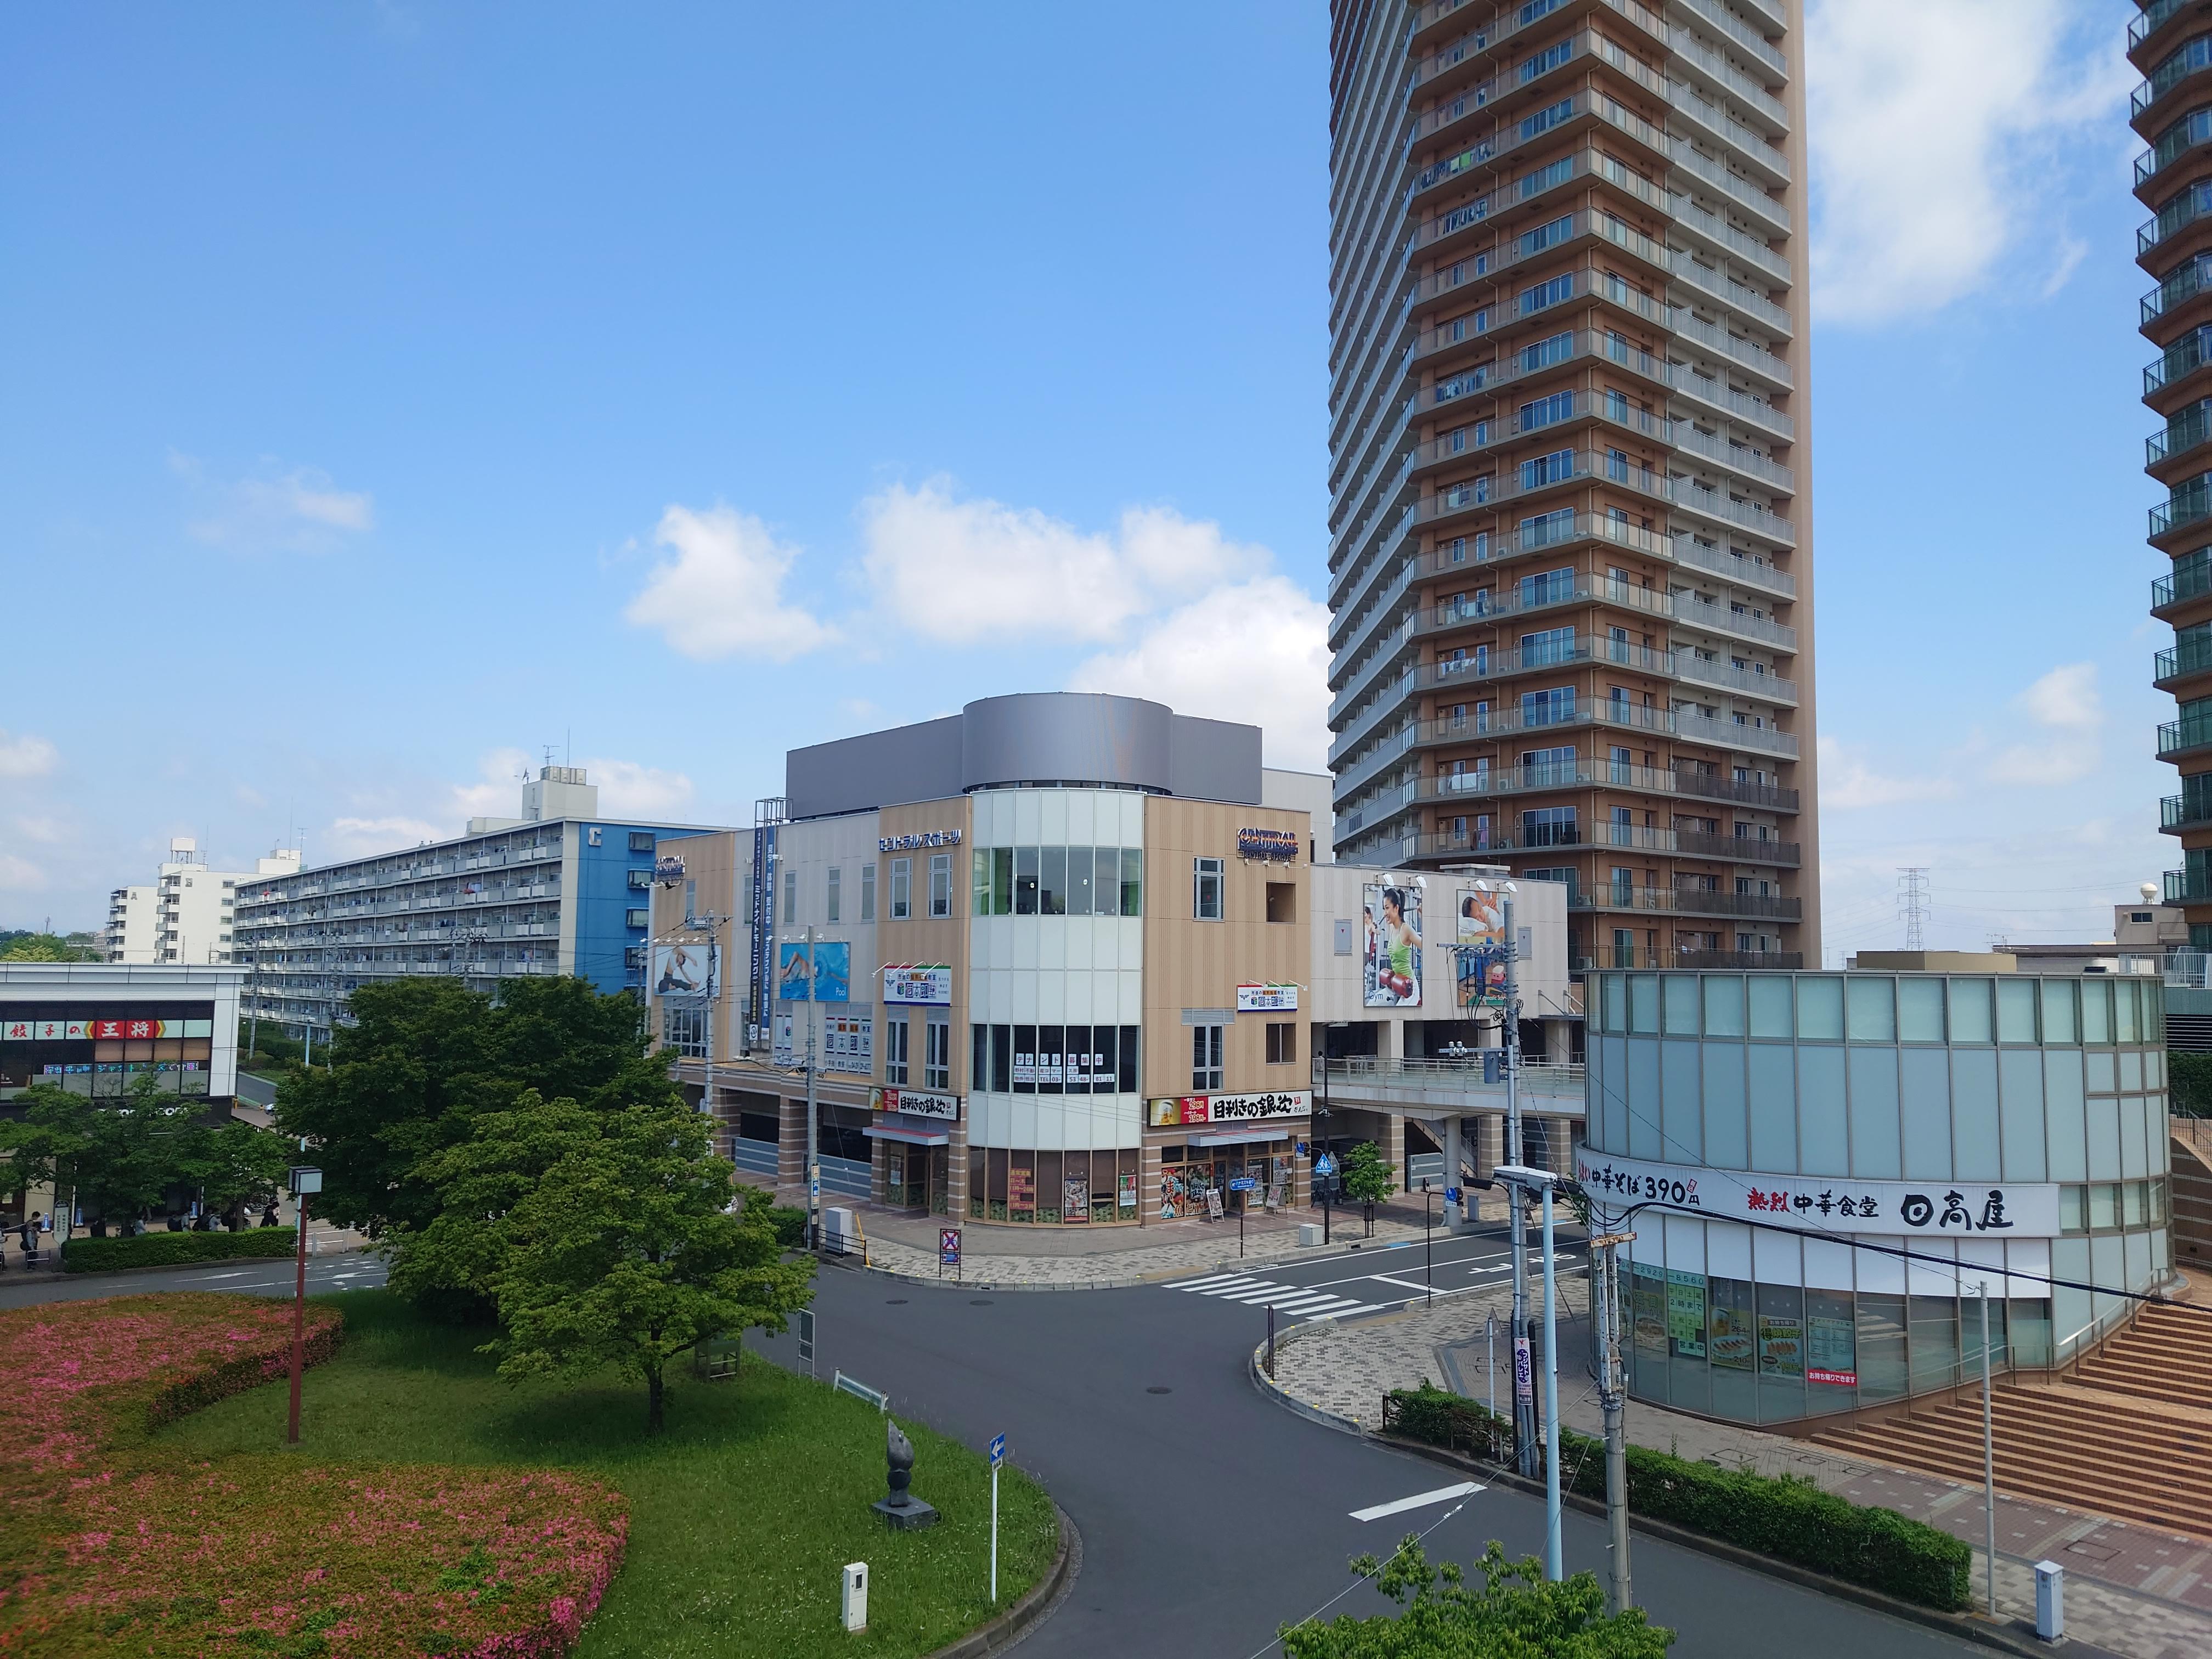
[1314,1153,1338,1176]
[1228,1176,1258,1192]
[1445,1187,1462,1206]
[989,1434,1006,1470]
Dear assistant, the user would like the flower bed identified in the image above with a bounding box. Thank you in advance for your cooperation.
[0,1294,628,1657]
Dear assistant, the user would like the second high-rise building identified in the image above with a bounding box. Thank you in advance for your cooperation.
[1325,0,1818,972]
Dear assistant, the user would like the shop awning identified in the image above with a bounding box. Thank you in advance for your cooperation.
[1189,1127,1295,1148]
[862,1122,950,1147]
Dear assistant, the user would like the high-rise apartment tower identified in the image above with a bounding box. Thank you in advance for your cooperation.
[1325,0,1818,972]
[2140,2,2212,942]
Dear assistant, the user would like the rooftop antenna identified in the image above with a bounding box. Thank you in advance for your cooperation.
[1897,867,1929,951]
[565,726,571,768]
[543,744,558,774]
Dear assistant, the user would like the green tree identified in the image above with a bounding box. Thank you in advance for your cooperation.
[275,975,679,1245]
[1341,1139,1397,1237]
[2170,1049,2212,1118]
[184,1119,292,1229]
[0,931,104,963]
[1282,1539,1672,1659]
[0,1082,95,1239]
[75,1073,202,1234]
[442,1092,812,1432]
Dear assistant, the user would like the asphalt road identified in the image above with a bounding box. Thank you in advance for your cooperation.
[0,1249,387,1309]
[749,1234,1989,1659]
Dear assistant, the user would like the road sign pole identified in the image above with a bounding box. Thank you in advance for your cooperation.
[988,1432,1006,1604]
[1542,1181,1561,1583]
[287,1190,307,1444]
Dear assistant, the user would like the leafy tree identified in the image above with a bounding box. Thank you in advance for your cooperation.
[276,975,679,1244]
[1341,1139,1397,1237]
[2171,1050,2212,1118]
[436,1092,813,1432]
[0,931,105,962]
[0,1082,95,1239]
[1282,1539,1672,1659]
[185,1119,292,1229]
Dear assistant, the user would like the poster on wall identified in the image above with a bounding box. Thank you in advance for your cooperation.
[1807,1316,1858,1386]
[1665,1272,1706,1357]
[653,943,715,1001]
[1757,1312,1805,1376]
[776,940,851,1002]
[822,1013,873,1075]
[1454,882,1509,1009]
[1709,1302,1756,1370]
[1235,983,1300,1013]
[883,964,953,1006]
[1009,1166,1035,1214]
[1362,882,1423,1007]
[1064,1178,1089,1222]
[772,1012,795,1066]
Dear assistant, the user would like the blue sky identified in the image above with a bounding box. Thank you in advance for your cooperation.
[0,1,2175,957]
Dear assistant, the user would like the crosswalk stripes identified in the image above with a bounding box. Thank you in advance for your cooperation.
[1163,1273,1381,1319]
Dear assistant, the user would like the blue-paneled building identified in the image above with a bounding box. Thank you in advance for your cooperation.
[232,765,730,1039]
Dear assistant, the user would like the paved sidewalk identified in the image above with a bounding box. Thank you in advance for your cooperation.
[1265,1272,2212,1659]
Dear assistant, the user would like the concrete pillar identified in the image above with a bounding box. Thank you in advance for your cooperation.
[1472,1113,1505,1183]
[1443,1115,1464,1227]
[1378,1113,1408,1193]
[1140,1142,1164,1225]
[1542,1016,1575,1066]
[778,1093,808,1200]
[948,1123,970,1222]
[1380,1019,1402,1062]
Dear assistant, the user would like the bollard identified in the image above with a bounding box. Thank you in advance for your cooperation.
[842,1561,868,1633]
[2034,1560,2063,1643]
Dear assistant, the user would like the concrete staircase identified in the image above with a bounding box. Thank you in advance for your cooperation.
[2069,1300,2212,1411]
[1815,1381,2212,1539]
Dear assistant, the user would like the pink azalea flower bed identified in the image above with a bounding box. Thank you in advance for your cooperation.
[0,1294,627,1658]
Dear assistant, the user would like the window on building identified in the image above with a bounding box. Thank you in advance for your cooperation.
[625,907,649,929]
[625,868,652,890]
[861,863,876,921]
[629,832,656,853]
[930,853,952,918]
[890,857,911,920]
[1194,857,1224,921]
[1192,1024,1225,1091]
[1266,882,1296,923]
[827,867,842,923]
[926,1017,951,1090]
[1265,1022,1297,1064]
[783,870,797,924]
[885,1017,910,1086]
[663,1003,706,1059]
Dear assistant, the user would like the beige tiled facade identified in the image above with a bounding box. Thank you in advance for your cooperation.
[1325,0,1819,972]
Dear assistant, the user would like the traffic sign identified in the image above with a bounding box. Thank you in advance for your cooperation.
[1314,1153,1338,1176]
[940,1227,962,1267]
[989,1433,1006,1470]
[1227,1176,1258,1192]
[1444,1187,1461,1206]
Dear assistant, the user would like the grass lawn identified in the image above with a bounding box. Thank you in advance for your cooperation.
[159,1291,1061,1658]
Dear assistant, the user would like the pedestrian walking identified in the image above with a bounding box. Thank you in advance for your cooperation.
[20,1212,43,1267]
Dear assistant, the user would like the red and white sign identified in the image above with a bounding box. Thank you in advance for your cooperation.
[1807,1368,1859,1387]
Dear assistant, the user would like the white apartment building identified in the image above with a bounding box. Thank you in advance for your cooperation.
[107,838,303,967]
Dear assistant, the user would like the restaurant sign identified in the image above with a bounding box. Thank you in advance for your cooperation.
[870,1086,960,1122]
[1574,1148,2063,1239]
[1147,1090,1310,1127]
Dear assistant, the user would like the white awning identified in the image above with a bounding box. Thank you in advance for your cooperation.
[862,1122,950,1147]
[1188,1127,1297,1148]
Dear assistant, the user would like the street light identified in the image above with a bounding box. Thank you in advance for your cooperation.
[1493,1161,1561,1584]
[285,1164,322,1445]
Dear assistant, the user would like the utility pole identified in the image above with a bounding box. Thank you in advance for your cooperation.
[1976,1282,1997,1618]
[1590,1229,1636,1615]
[1504,894,1536,1478]
[1497,1160,1560,1578]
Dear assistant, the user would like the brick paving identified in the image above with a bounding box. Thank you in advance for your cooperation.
[1265,1268,2212,1659]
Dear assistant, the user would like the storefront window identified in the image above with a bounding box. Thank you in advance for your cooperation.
[1908,1295,1960,1392]
[2090,1181,2119,1230]
[1795,976,1843,1041]
[1666,1268,1707,1413]
[2009,1298,2053,1367]
[1755,1283,1805,1423]
[1947,978,1993,1045]
[2081,978,2112,1043]
[1630,1264,1668,1404]
[1747,974,1792,1038]
[1708,1276,1756,1420]
[1960,1293,2007,1376]
[1856,1293,1908,1402]
[1897,978,1945,1043]
[1805,1289,1858,1414]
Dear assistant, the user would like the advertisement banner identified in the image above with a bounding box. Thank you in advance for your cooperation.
[1235,827,1299,862]
[772,1012,795,1067]
[1454,881,1509,1009]
[1235,983,1300,1013]
[1363,882,1422,1007]
[653,942,715,1001]
[1206,1090,1308,1121]
[1665,1273,1706,1357]
[776,940,851,1003]
[870,1086,960,1122]
[822,1013,872,1075]
[1148,1096,1210,1127]
[883,964,953,1006]
[1574,1147,2064,1239]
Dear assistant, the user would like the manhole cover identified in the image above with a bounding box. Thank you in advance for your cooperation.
[885,1299,908,1305]
[1147,1386,1173,1395]
[970,1299,993,1306]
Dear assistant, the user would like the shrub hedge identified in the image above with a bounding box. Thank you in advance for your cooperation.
[62,1227,299,1275]
[736,1187,809,1250]
[1382,1384,1971,1611]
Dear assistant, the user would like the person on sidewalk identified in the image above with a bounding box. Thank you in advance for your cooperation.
[19,1212,43,1267]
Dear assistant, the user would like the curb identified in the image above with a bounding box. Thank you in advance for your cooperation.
[921,1504,1080,1659]
[1243,1343,2118,1659]
[840,1231,1441,1295]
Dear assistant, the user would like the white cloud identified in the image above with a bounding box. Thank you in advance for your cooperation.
[0,853,47,893]
[624,504,837,661]
[1984,662,2103,785]
[858,479,1266,646]
[1818,736,1960,810]
[328,815,448,857]
[1808,0,2131,323]
[174,453,375,554]
[12,816,63,845]
[0,730,57,779]
[583,758,695,819]
[451,748,534,822]
[1069,575,1331,771]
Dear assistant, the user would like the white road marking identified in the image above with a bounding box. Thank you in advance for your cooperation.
[1168,1273,1256,1291]
[1216,1283,1305,1304]
[1306,1300,1381,1320]
[1192,1278,1272,1296]
[1265,1292,1353,1313]
[1365,1273,1440,1294]
[1349,1480,1483,1522]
